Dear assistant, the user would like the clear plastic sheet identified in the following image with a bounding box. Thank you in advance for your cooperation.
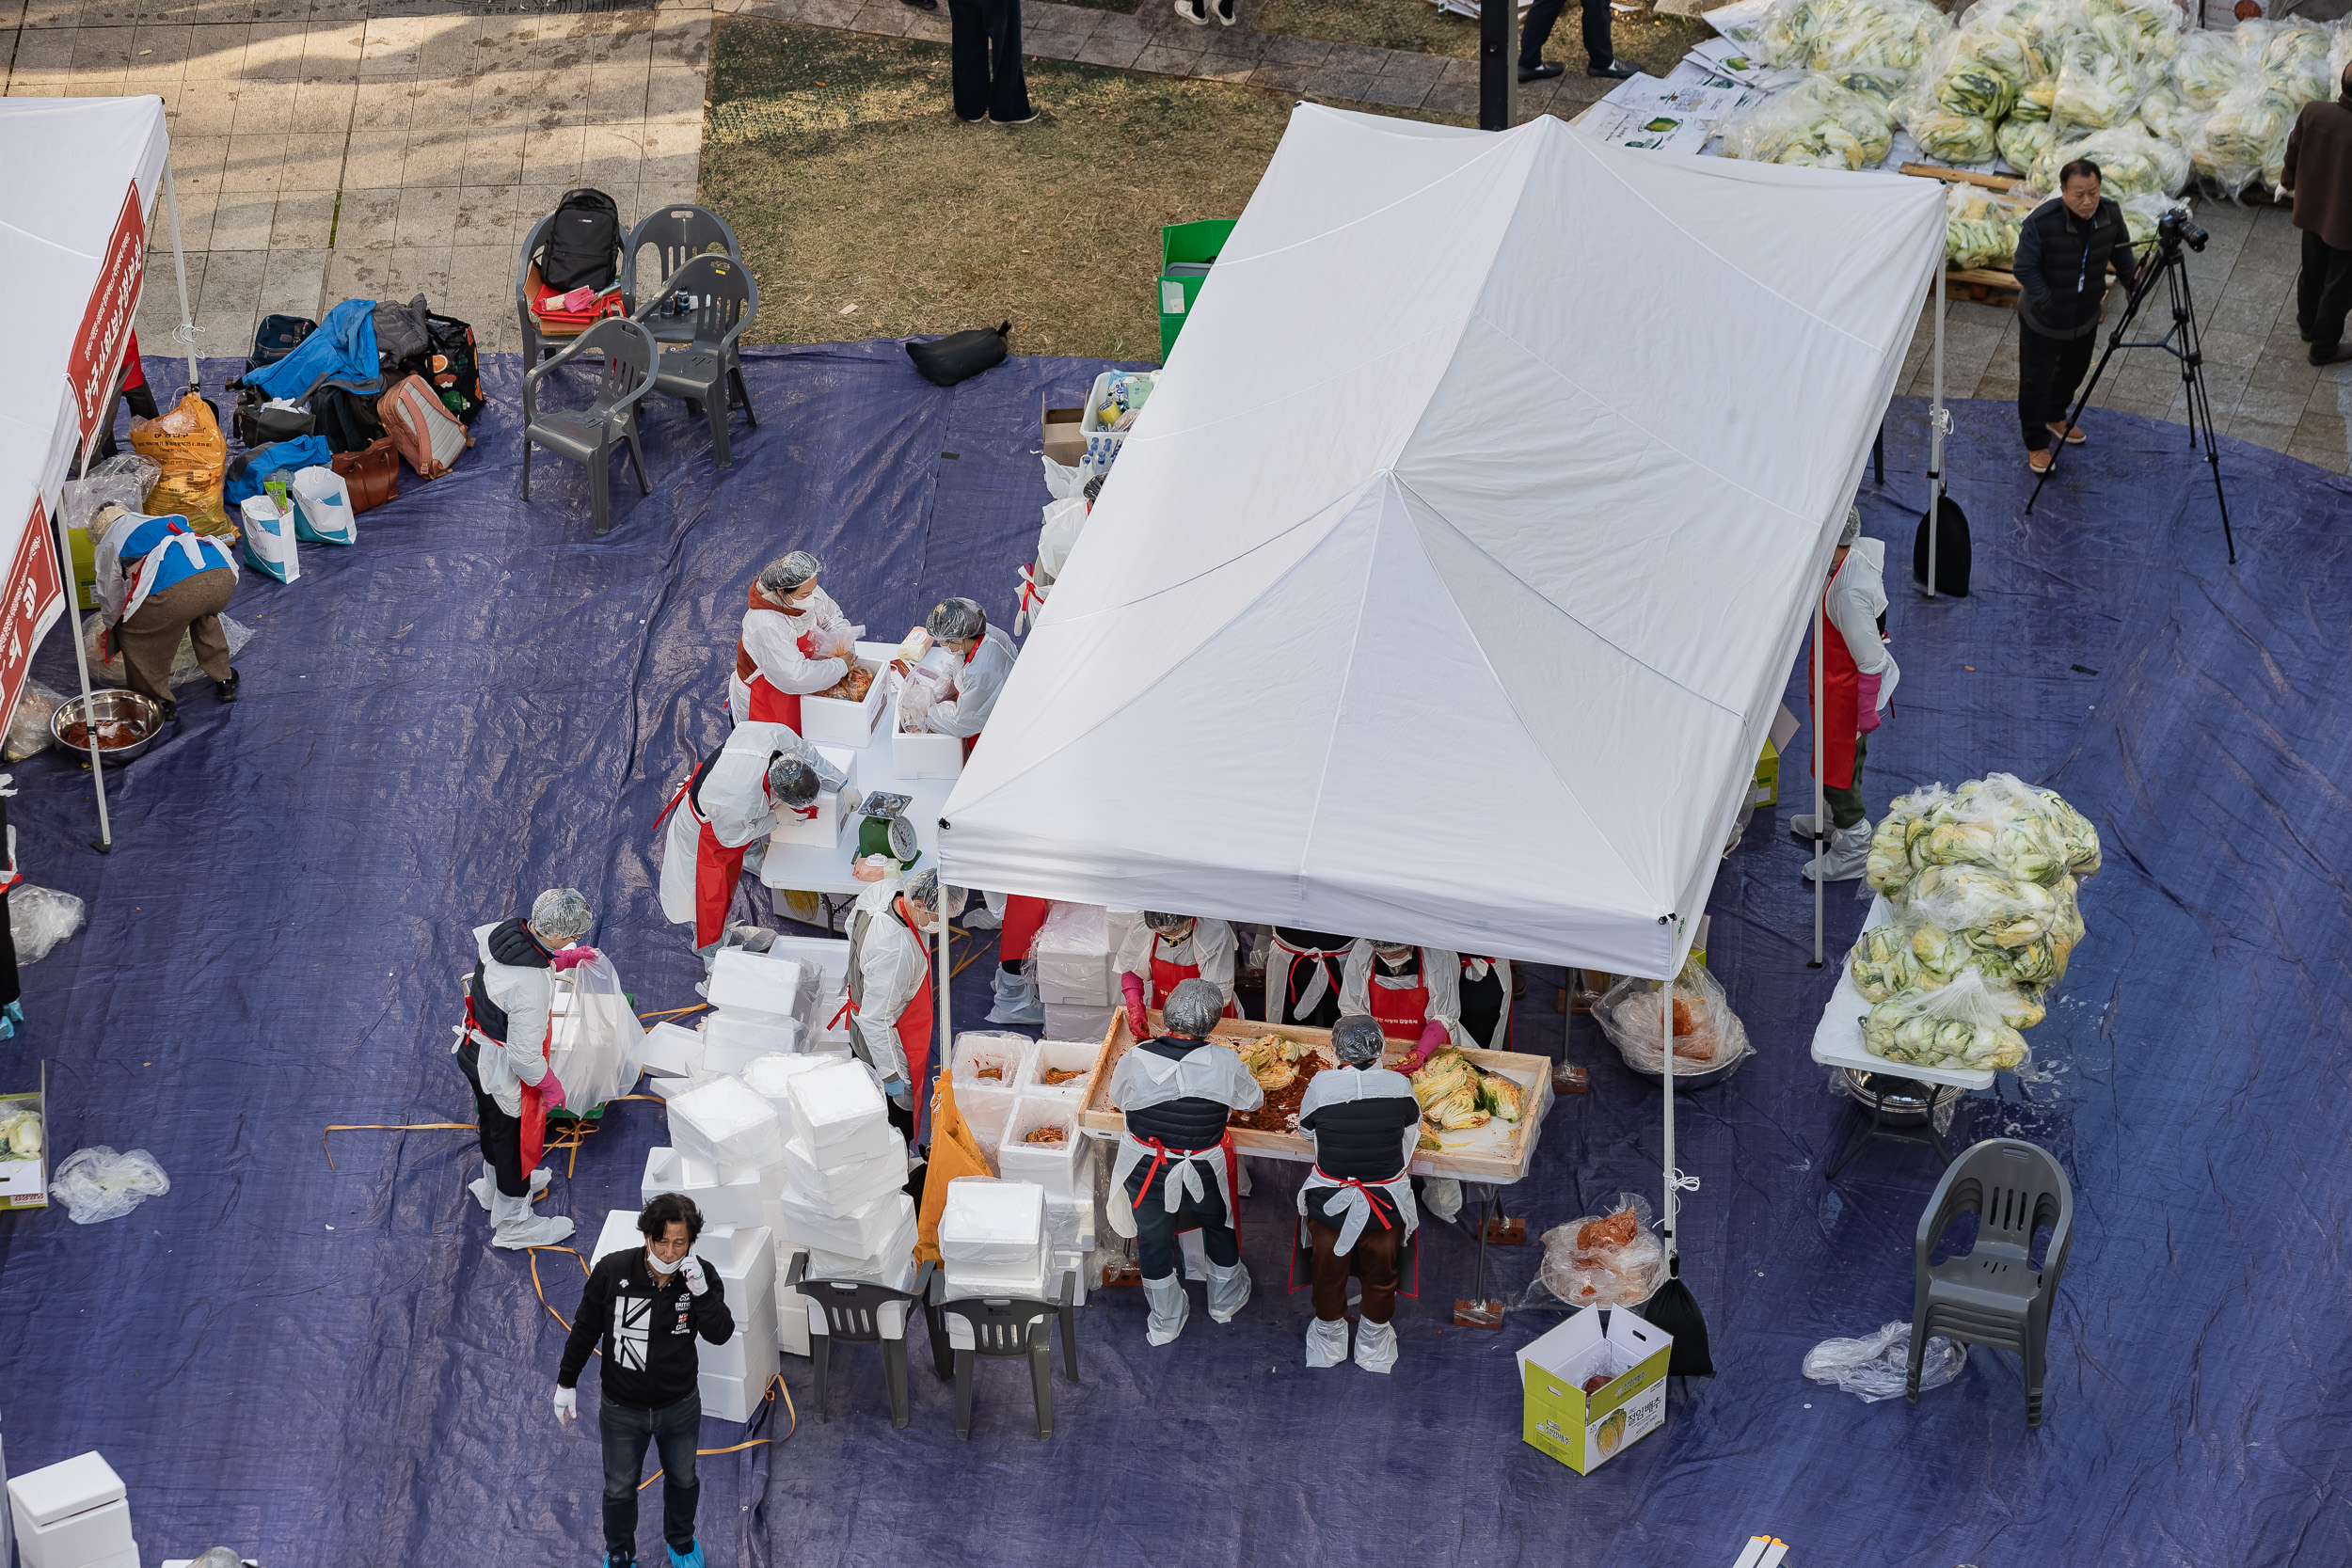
[9,884,85,963]
[1804,1321,1968,1402]
[48,1146,171,1224]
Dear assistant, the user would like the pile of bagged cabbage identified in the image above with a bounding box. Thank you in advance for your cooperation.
[1846,773,2101,1072]
[1720,0,2352,265]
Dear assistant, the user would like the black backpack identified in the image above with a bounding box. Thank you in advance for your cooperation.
[245,313,316,377]
[424,312,486,426]
[540,189,622,293]
[310,383,386,454]
[231,386,316,450]
[906,322,1010,388]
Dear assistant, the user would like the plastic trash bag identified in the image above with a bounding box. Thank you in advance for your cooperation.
[1596,958,1753,1077]
[1529,1192,1663,1310]
[1860,968,2030,1070]
[48,1146,171,1224]
[546,949,648,1112]
[1804,1321,1967,1402]
[6,680,66,760]
[9,885,86,964]
[61,455,161,537]
[127,391,231,537]
[82,610,256,690]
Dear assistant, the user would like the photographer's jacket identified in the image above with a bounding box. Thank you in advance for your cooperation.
[2013,197,2139,340]
[559,1248,734,1411]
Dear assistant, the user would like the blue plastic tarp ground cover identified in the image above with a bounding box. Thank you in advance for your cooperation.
[0,341,2346,1568]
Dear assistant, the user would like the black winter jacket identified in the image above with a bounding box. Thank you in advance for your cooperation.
[559,1247,734,1411]
[2013,196,2139,341]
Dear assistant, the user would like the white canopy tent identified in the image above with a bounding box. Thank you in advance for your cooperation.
[0,95,196,847]
[938,106,1945,982]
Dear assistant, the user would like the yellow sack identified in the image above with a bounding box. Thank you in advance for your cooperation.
[128,391,231,537]
[915,1076,996,1265]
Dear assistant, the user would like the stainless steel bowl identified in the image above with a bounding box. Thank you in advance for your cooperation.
[1840,1069,1966,1126]
[50,689,166,764]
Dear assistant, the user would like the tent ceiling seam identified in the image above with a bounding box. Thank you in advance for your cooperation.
[1210,119,1526,275]
[1290,479,1391,884]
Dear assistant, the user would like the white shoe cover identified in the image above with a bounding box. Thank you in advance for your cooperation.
[1143,1273,1190,1345]
[1353,1317,1398,1374]
[1204,1259,1251,1323]
[1305,1316,1351,1369]
[1178,1227,1210,1280]
[491,1191,575,1250]
[1803,818,1874,883]
[471,1161,548,1212]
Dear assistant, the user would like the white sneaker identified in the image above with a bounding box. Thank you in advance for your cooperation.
[1173,0,1209,22]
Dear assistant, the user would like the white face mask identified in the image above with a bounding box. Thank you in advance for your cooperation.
[645,1247,683,1275]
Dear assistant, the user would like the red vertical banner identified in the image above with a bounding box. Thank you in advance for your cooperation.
[0,503,67,738]
[66,181,148,448]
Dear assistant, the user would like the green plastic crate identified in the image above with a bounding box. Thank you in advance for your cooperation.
[1158,218,1236,361]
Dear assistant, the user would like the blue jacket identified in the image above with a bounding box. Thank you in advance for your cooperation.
[243,298,379,400]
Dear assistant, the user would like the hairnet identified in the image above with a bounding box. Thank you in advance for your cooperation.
[1162,977,1224,1038]
[926,596,987,641]
[1331,1016,1387,1067]
[1144,911,1191,932]
[903,868,940,911]
[768,754,818,808]
[756,550,820,596]
[531,887,594,942]
[1836,507,1861,548]
[1373,941,1414,960]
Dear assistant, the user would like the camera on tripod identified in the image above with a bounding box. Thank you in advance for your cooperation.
[2158,209,2209,253]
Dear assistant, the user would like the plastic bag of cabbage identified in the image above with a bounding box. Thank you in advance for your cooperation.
[2169,26,2249,112]
[1998,115,2057,176]
[2187,79,2299,198]
[2043,123,2190,198]
[1865,772,2103,894]
[2050,31,2145,132]
[1756,0,1950,78]
[1848,923,2049,1028]
[1723,72,1897,170]
[1945,184,2033,268]
[1860,970,2030,1071]
[2076,0,2183,71]
[2256,20,2334,104]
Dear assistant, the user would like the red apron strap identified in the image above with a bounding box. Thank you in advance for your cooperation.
[891,902,936,1101]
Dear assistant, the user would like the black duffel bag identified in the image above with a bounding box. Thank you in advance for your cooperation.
[907,321,1010,388]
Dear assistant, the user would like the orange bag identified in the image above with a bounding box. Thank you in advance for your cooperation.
[128,391,231,537]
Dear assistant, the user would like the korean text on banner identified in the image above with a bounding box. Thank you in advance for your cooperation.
[66,182,146,447]
[0,503,66,733]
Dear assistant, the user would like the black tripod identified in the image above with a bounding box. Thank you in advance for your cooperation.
[2024,214,2235,564]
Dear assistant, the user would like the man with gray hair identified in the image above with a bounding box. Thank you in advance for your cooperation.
[460,887,596,1249]
[731,549,863,729]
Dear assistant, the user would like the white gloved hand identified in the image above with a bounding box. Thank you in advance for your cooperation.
[553,1386,578,1424]
[680,1256,708,1297]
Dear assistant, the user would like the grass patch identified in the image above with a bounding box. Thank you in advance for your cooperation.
[703,18,1311,359]
[1253,0,1706,75]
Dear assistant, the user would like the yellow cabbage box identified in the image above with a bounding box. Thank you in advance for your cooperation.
[1517,1307,1672,1474]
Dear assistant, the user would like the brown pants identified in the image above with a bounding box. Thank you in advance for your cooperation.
[118,567,235,704]
[1309,1216,1402,1325]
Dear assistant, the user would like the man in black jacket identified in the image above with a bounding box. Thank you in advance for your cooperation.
[2012,159,2140,475]
[557,1194,735,1568]
[1295,1016,1423,1374]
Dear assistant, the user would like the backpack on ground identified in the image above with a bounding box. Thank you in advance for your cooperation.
[539,189,622,293]
[231,386,316,450]
[244,314,316,377]
[310,384,385,454]
[377,373,471,480]
[373,294,433,380]
[424,312,487,425]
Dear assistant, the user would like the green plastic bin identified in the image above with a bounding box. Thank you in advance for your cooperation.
[1158,218,1237,361]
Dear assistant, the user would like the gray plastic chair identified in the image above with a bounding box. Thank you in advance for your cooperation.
[785,1254,934,1430]
[1909,1138,2073,1426]
[623,202,743,342]
[515,209,626,368]
[927,1270,1078,1441]
[634,253,759,468]
[520,317,656,537]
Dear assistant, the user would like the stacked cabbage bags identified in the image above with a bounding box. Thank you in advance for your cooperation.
[1845,773,2101,1072]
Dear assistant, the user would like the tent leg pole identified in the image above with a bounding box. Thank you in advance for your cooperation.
[59,450,113,854]
[162,164,199,392]
[933,874,951,1151]
[1661,952,1675,1275]
[1810,594,1824,968]
[1927,262,1946,601]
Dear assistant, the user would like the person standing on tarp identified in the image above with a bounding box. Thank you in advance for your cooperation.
[841,869,948,1165]
[459,887,596,1250]
[730,550,860,730]
[1794,509,1899,882]
[556,1192,733,1568]
[1107,977,1263,1346]
[89,504,241,721]
[1297,1017,1422,1375]
[1120,912,1241,1035]
[2013,159,2138,476]
[1338,938,1468,1223]
[654,725,840,963]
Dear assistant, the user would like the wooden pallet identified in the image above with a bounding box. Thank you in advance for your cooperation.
[1947,265,2023,309]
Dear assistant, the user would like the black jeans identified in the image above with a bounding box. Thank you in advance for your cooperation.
[947,0,1031,122]
[2017,323,2096,451]
[600,1392,701,1560]
[472,1085,530,1198]
[1126,1160,1239,1280]
[2298,230,2352,358]
[1520,0,1613,69]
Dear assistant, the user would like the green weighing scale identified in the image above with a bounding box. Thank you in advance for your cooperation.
[854,792,920,875]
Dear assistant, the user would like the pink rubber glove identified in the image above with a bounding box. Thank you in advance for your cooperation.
[1855,672,1883,735]
[1401,1020,1450,1072]
[1122,974,1151,1039]
[549,945,598,973]
[537,1069,566,1110]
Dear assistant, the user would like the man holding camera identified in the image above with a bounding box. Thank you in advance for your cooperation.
[2284,63,2352,368]
[2012,158,2139,477]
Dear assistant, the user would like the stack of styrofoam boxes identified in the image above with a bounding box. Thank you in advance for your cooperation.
[1033,901,1120,1043]
[8,1452,137,1568]
[777,1060,920,1352]
[1010,1038,1103,1302]
[768,934,855,1052]
[951,1031,1035,1173]
[660,1075,787,1421]
[640,1020,707,1101]
[938,1178,1050,1321]
[739,1049,850,1357]
[700,948,818,1073]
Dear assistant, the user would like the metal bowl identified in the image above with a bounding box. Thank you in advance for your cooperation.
[1840,1069,1966,1126]
[1621,1049,1748,1091]
[50,689,166,764]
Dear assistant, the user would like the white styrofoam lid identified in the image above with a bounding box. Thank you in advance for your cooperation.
[591,1210,644,1265]
[704,1011,802,1052]
[782,1126,908,1181]
[707,950,812,1012]
[742,1051,850,1104]
[668,1076,782,1143]
[643,1021,704,1077]
[1033,901,1110,953]
[694,1223,774,1277]
[939,1177,1046,1247]
[7,1451,125,1526]
[787,1057,888,1131]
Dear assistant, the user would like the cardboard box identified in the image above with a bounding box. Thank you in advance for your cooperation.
[0,1079,49,1211]
[1750,704,1801,809]
[1516,1309,1673,1474]
[1041,393,1087,467]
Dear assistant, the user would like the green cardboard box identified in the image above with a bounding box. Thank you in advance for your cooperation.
[1517,1307,1672,1474]
[1157,218,1236,361]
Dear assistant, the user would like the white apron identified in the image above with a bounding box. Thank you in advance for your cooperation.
[1104,1039,1256,1239]
[1294,1067,1422,1255]
[1268,930,1349,1024]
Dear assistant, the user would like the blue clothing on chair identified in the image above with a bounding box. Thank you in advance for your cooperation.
[242,298,380,401]
[119,515,236,594]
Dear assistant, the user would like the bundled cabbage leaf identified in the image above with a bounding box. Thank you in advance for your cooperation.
[2051,33,2145,131]
[1997,115,2058,178]
[2187,81,2297,196]
[2135,83,2189,142]
[1946,184,2030,267]
[1724,72,1898,170]
[2169,26,2249,111]
[1911,107,2000,164]
[1926,30,2026,118]
[2010,75,2058,122]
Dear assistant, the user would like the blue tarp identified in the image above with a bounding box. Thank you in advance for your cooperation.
[0,341,2345,1568]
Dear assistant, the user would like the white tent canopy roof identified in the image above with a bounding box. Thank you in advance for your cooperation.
[940,107,1943,977]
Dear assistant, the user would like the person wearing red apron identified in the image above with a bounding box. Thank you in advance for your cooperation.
[841,871,945,1155]
[1295,1017,1423,1373]
[1456,955,1515,1052]
[1340,939,1469,1223]
[729,550,862,728]
[655,724,834,956]
[1105,978,1264,1345]
[1117,912,1241,1038]
[1795,509,1899,882]
[459,888,595,1251]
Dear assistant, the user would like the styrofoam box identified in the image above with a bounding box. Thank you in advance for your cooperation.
[809,989,852,1048]
[1036,953,1112,1007]
[7,1451,124,1528]
[1017,1038,1099,1102]
[760,935,853,993]
[701,1011,803,1073]
[1042,1001,1118,1046]
[951,1031,1035,1093]
[642,1020,704,1080]
[804,1233,920,1293]
[708,950,816,1022]
[741,1051,852,1139]
[1042,1191,1095,1254]
[799,646,893,747]
[644,1066,714,1102]
[700,1297,779,1381]
[695,1222,778,1291]
[52,1545,138,1568]
[942,1250,1050,1305]
[803,1282,915,1339]
[781,1128,908,1216]
[643,1147,783,1231]
[891,708,963,782]
[699,1368,769,1424]
[591,1208,644,1265]
[1106,908,1144,961]
[775,1250,812,1358]
[939,1177,1045,1268]
[956,1085,1017,1168]
[11,1495,133,1568]
[776,1188,914,1257]
[998,1100,1081,1196]
[769,743,861,847]
[666,1076,786,1180]
[787,1058,893,1157]
[1033,900,1108,955]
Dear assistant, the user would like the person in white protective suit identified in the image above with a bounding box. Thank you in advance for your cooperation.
[1296,1017,1422,1373]
[655,724,843,962]
[1107,978,1264,1345]
[1792,508,1899,882]
[1117,911,1240,1035]
[459,887,597,1250]
[840,868,954,1159]
[1339,939,1470,1223]
[729,549,864,729]
[900,596,1017,742]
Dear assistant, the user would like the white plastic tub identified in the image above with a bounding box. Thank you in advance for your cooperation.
[1016,1039,1100,1103]
[951,1031,1036,1094]
[997,1099,1080,1196]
